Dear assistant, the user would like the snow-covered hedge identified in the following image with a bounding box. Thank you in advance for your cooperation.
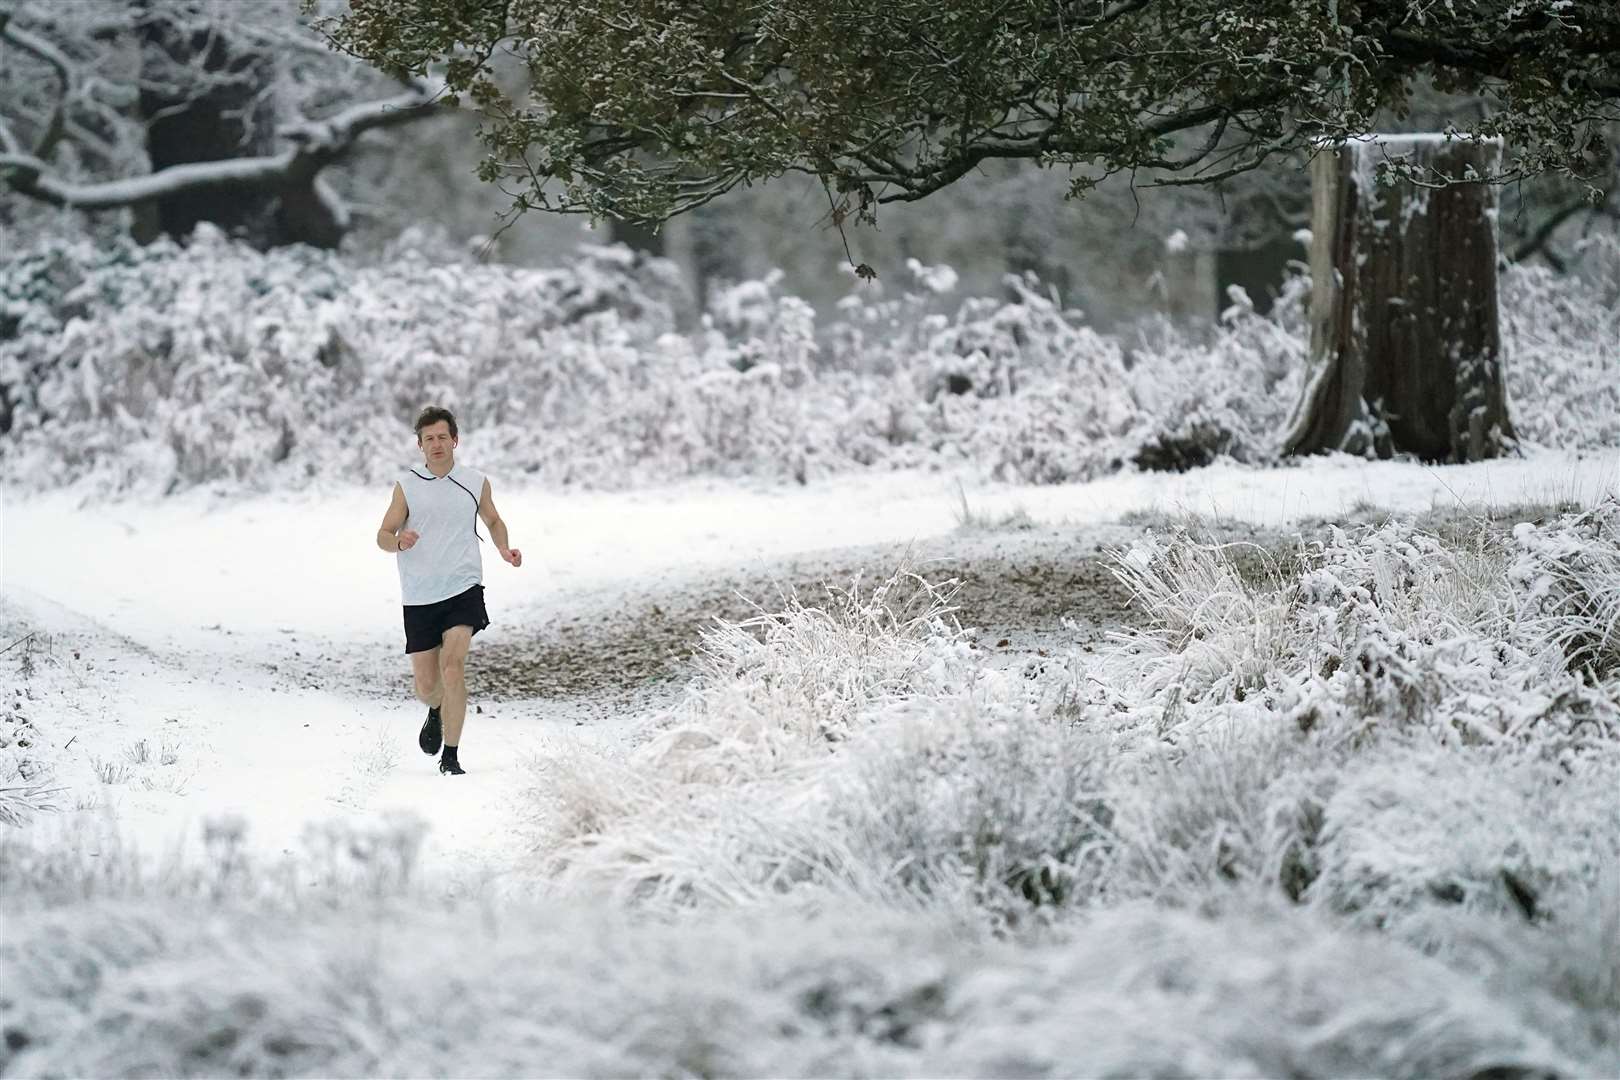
[2,228,1613,497]
[0,232,1281,496]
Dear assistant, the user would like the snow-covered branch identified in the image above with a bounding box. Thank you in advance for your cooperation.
[0,7,74,158]
[1,149,295,209]
[277,80,440,152]
[0,80,438,213]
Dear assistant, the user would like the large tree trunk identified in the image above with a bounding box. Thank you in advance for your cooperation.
[607,217,665,256]
[134,5,345,249]
[1283,136,1516,461]
[685,206,742,309]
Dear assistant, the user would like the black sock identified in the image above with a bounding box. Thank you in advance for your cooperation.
[442,744,458,763]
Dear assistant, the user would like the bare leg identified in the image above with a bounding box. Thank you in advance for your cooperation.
[410,647,443,708]
[438,626,474,747]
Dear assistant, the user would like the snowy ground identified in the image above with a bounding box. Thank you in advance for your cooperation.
[2,449,1615,880]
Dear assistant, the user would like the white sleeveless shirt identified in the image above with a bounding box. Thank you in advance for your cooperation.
[396,464,486,605]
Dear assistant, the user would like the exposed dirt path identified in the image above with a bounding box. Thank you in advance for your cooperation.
[466,525,1147,703]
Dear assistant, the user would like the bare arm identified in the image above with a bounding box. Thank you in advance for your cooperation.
[376,482,417,553]
[479,478,522,567]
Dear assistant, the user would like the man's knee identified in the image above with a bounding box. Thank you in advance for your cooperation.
[439,654,466,688]
[412,676,439,703]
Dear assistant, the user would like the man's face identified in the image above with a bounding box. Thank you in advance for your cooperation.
[417,421,457,465]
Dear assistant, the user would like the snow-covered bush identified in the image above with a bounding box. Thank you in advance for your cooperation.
[0,228,694,494]
[1125,275,1310,472]
[7,843,1612,1079]
[1110,509,1620,756]
[814,267,1151,481]
[686,569,971,750]
[1094,507,1620,938]
[1509,499,1620,683]
[527,564,986,903]
[1503,234,1620,450]
[4,228,1613,499]
[828,696,1113,919]
[1102,721,1333,905]
[1310,743,1620,930]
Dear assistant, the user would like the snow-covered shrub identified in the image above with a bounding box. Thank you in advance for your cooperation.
[0,228,694,494]
[5,226,1611,499]
[686,568,971,750]
[1509,498,1620,683]
[528,565,984,902]
[827,695,1112,920]
[700,269,819,375]
[533,681,1116,920]
[1103,721,1333,905]
[1311,743,1620,930]
[1110,532,1300,697]
[1090,508,1620,933]
[1125,275,1309,471]
[824,269,1149,483]
[1107,514,1620,755]
[1502,234,1620,450]
[9,846,1613,1080]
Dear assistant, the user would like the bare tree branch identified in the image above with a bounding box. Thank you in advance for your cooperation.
[0,7,74,158]
[1510,185,1616,265]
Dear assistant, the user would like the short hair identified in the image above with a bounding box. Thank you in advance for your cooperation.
[413,405,458,440]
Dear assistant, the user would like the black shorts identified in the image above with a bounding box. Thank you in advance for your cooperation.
[403,584,490,654]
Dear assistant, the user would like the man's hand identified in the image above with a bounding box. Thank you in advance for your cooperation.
[500,547,523,567]
[398,529,420,551]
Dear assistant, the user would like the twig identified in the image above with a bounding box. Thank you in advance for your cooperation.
[0,632,36,657]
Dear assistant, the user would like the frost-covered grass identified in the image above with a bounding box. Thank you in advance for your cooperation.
[520,504,1619,919]
[6,228,1612,498]
[497,501,1620,1071]
[4,810,1614,1079]
[4,494,1619,1073]
[4,834,1613,1078]
[0,778,57,827]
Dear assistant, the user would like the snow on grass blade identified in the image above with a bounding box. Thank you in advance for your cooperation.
[1511,498,1620,684]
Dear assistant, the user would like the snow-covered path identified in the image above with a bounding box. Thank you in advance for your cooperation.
[2,450,1615,882]
[9,452,1615,659]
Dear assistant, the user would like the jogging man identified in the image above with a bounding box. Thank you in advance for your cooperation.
[376,406,522,775]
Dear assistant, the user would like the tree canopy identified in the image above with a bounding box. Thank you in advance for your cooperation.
[319,0,1620,234]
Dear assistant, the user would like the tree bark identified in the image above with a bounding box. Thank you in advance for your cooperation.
[1283,136,1516,461]
[135,8,284,246]
[607,217,665,256]
[134,5,348,249]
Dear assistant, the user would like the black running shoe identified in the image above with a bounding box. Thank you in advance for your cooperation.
[438,755,465,776]
[419,706,442,756]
